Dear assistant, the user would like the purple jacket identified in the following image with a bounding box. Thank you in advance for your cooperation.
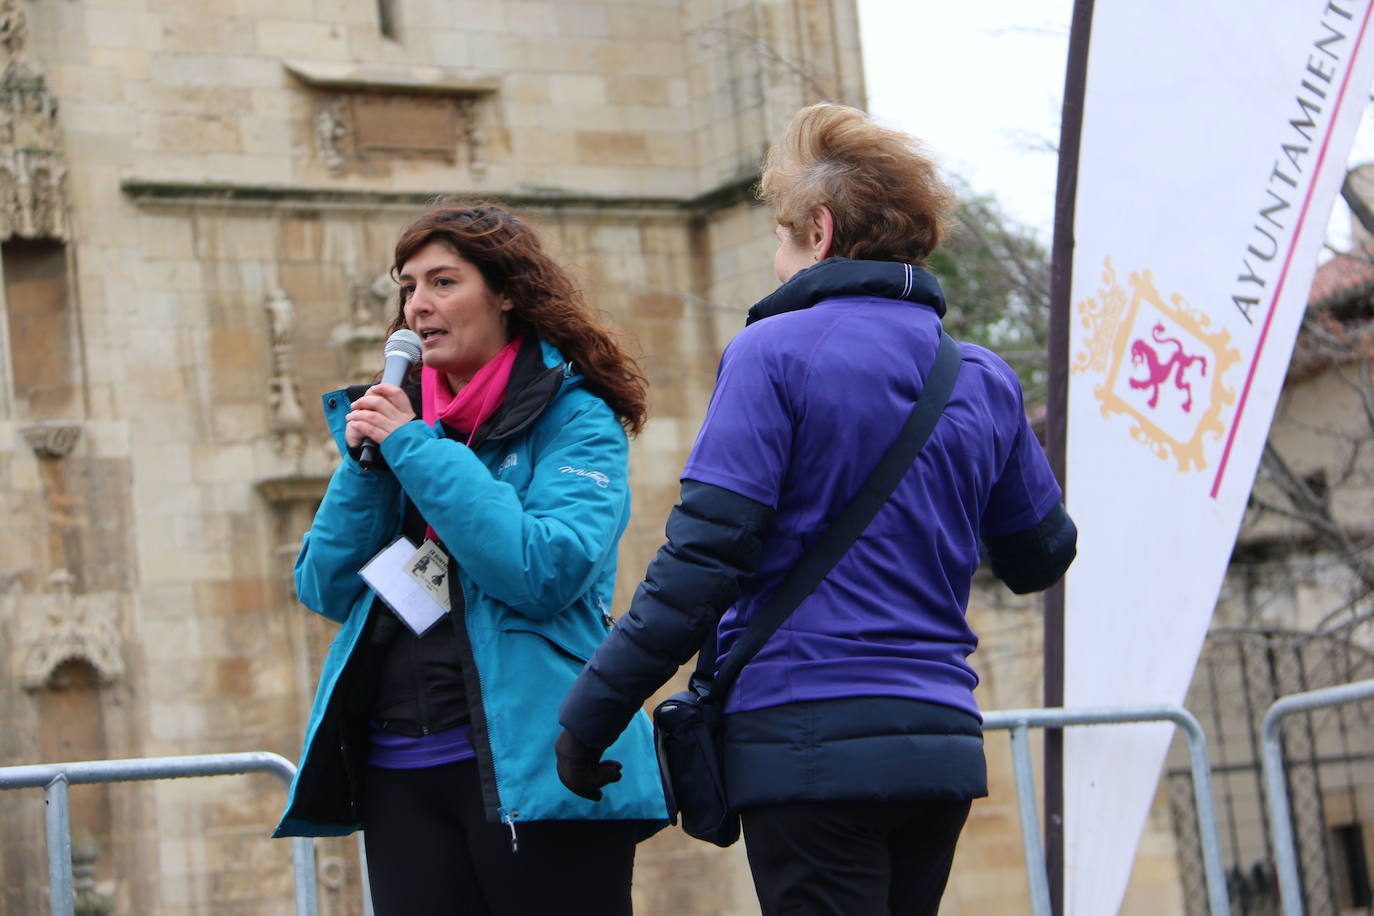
[560,258,1074,805]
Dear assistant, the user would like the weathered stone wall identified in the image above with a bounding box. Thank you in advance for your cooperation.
[0,0,1204,912]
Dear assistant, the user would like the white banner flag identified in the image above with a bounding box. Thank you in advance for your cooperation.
[1063,1,1374,912]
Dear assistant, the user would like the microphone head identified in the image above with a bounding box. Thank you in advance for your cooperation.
[383,328,422,363]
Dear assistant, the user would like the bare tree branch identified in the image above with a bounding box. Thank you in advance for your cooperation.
[695,25,839,103]
[1258,442,1374,590]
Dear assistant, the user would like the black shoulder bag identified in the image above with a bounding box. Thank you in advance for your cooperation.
[652,332,963,847]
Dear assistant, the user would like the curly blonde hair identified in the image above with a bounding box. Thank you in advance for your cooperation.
[760,103,956,265]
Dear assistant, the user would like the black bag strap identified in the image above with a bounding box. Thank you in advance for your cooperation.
[692,331,963,704]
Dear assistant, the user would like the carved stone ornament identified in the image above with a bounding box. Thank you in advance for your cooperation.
[332,271,392,381]
[21,420,81,458]
[455,97,486,176]
[264,289,308,457]
[71,828,114,916]
[0,0,25,62]
[317,855,347,893]
[256,474,330,601]
[314,96,347,175]
[4,570,126,690]
[0,0,69,242]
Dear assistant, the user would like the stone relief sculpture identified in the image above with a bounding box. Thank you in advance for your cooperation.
[265,286,295,348]
[257,281,367,595]
[333,270,391,381]
[0,0,69,242]
[0,0,25,61]
[313,96,348,174]
[71,828,114,916]
[456,97,487,176]
[5,570,126,691]
[264,289,308,459]
[21,420,82,458]
[258,288,337,590]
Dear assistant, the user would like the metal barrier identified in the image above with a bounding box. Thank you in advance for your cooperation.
[0,752,316,916]
[13,684,1365,916]
[1261,677,1374,916]
[982,705,1232,916]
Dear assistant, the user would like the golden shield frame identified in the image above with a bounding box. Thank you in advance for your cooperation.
[1072,258,1241,472]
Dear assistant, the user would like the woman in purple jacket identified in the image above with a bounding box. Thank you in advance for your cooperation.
[556,104,1076,916]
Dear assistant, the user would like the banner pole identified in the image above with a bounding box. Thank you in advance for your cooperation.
[1046,2,1095,913]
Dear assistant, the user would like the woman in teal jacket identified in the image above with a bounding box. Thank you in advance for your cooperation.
[274,201,667,916]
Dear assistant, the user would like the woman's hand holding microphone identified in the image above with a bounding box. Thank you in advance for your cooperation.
[345,384,417,450]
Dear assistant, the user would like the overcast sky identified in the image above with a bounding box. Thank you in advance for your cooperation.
[856,1,1374,251]
[857,0,1073,239]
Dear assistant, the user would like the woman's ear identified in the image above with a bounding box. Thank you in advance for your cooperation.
[809,205,835,261]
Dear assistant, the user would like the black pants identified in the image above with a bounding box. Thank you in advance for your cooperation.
[741,798,971,916]
[362,760,637,916]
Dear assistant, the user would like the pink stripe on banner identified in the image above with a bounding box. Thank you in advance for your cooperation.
[1210,1,1374,500]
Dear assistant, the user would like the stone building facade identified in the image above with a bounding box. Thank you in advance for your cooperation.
[0,0,1198,913]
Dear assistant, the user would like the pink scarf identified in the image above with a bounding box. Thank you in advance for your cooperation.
[421,336,522,446]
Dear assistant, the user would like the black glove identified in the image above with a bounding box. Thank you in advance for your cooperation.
[555,729,622,801]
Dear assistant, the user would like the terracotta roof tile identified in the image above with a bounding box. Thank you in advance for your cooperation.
[1309,247,1374,308]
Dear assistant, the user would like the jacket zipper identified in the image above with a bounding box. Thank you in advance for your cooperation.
[499,807,520,853]
[411,629,431,735]
[428,374,561,833]
[451,575,507,824]
[340,728,359,822]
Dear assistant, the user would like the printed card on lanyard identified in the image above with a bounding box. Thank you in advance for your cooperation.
[359,537,452,635]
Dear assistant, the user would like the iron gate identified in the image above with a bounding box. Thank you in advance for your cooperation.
[1168,619,1374,916]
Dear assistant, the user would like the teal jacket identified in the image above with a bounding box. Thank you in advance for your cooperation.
[274,339,668,838]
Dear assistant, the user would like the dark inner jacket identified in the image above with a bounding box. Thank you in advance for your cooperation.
[559,259,1078,808]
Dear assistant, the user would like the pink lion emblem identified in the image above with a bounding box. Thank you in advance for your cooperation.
[1128,323,1208,412]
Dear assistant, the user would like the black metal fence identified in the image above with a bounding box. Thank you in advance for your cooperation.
[1168,616,1374,916]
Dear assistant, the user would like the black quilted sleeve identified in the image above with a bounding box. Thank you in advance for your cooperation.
[558,480,774,751]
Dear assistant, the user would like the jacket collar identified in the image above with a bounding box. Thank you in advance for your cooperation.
[345,336,570,451]
[745,258,946,326]
[465,335,567,448]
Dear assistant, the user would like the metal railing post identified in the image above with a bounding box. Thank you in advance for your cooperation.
[44,773,74,916]
[1007,723,1053,915]
[291,836,318,916]
[358,832,375,916]
[1173,708,1231,916]
[1261,677,1374,916]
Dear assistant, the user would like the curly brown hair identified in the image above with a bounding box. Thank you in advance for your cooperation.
[761,103,956,265]
[387,199,649,436]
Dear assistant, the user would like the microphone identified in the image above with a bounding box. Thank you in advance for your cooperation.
[359,329,422,470]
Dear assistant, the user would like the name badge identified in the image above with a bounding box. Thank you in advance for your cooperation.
[405,539,452,612]
[359,537,451,636]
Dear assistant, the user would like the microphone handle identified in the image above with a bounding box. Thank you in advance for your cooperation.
[358,352,417,470]
[359,437,381,470]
